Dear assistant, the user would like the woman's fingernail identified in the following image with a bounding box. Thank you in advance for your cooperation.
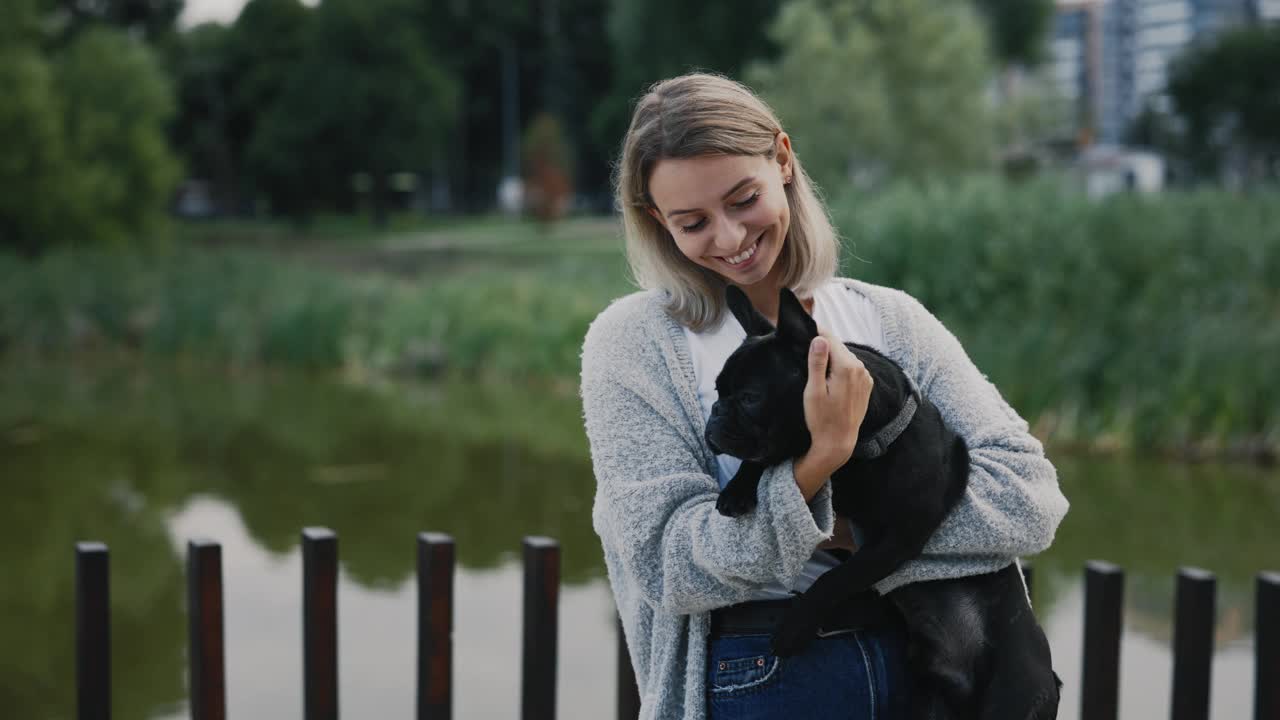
[811,337,827,353]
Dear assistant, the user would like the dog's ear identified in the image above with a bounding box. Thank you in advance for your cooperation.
[776,288,817,344]
[726,285,774,336]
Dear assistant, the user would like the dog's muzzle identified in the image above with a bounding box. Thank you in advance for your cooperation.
[704,423,726,455]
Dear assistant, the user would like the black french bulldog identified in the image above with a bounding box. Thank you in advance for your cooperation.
[705,285,1061,719]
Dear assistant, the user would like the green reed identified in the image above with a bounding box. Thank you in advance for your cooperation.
[0,245,627,381]
[831,176,1280,457]
[3,181,1276,457]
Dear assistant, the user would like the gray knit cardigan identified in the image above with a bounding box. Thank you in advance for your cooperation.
[579,278,1069,719]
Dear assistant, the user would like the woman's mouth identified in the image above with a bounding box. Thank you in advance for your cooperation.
[719,233,764,269]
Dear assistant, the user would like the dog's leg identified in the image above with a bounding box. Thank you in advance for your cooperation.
[770,534,920,656]
[977,668,1061,720]
[977,633,1061,720]
[908,688,957,720]
[715,460,765,517]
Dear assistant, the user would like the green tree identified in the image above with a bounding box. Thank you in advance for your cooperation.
[1167,24,1280,185]
[593,0,785,172]
[416,0,615,211]
[0,28,179,255]
[971,0,1054,68]
[53,28,181,246]
[747,0,995,190]
[0,0,47,47]
[0,49,75,256]
[247,0,456,224]
[167,22,238,210]
[971,0,1058,153]
[52,0,185,44]
[167,0,311,213]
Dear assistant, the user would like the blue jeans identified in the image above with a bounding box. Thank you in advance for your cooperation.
[705,624,910,719]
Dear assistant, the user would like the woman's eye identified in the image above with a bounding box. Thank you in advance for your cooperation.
[678,192,759,233]
[680,193,757,233]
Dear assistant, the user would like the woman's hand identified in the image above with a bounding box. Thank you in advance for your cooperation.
[792,332,874,501]
[804,333,873,463]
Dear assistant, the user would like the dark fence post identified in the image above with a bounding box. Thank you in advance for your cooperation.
[1081,560,1124,720]
[1258,572,1280,720]
[303,528,339,720]
[417,533,454,720]
[188,540,226,720]
[521,536,559,720]
[76,542,110,720]
[1171,567,1215,720]
[617,615,640,720]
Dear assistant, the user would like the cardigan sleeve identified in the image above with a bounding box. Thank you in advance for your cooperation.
[893,291,1070,561]
[581,298,836,615]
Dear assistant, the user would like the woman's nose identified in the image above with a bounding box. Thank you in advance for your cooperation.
[711,215,747,253]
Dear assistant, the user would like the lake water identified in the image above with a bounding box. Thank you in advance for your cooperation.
[1,363,1276,719]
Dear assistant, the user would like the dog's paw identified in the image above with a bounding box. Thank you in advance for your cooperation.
[715,489,758,517]
[769,617,817,657]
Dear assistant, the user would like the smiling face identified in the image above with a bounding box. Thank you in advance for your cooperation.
[646,136,794,295]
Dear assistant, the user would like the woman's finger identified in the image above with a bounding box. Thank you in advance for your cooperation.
[804,336,830,399]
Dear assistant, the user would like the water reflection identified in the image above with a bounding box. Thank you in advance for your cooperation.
[1033,454,1278,634]
[157,497,620,719]
[0,363,1276,719]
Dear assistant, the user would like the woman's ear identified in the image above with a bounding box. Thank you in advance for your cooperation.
[645,205,665,227]
[774,132,794,181]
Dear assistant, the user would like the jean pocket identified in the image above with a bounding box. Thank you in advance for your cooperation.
[708,635,782,695]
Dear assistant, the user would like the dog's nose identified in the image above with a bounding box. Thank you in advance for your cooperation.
[704,424,723,455]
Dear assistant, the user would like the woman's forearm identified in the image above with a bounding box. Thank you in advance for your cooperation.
[793,447,847,503]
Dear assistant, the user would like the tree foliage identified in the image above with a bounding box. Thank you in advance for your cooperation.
[1167,24,1280,185]
[52,0,185,43]
[416,0,614,210]
[0,49,74,255]
[167,0,311,212]
[245,0,456,223]
[971,0,1055,68]
[54,28,181,245]
[593,0,784,170]
[0,0,47,47]
[0,27,179,255]
[748,0,995,190]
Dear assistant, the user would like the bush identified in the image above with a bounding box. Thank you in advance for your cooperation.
[0,29,180,256]
[831,176,1280,455]
[0,246,620,382]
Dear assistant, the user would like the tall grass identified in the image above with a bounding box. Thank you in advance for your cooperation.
[0,245,627,381]
[831,176,1280,457]
[3,182,1277,457]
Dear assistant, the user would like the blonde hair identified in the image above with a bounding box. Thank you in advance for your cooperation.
[614,72,840,331]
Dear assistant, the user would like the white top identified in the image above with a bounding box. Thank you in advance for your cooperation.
[683,279,885,599]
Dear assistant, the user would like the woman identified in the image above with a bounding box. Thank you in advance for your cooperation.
[580,73,1069,720]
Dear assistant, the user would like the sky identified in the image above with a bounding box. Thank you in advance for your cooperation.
[179,0,247,27]
[179,0,316,28]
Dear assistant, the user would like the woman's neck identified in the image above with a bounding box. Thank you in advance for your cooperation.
[739,264,816,324]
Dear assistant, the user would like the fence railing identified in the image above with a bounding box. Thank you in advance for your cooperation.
[73,531,1280,720]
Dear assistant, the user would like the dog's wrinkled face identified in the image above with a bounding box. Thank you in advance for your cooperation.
[705,286,818,464]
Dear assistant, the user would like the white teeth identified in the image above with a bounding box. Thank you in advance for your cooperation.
[724,239,759,265]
